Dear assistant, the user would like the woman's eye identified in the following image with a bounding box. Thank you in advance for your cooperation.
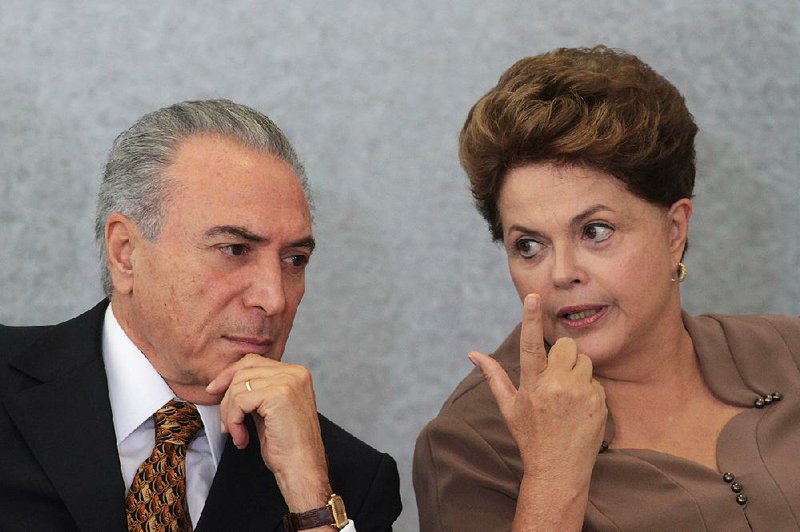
[221,244,248,257]
[582,223,613,243]
[516,238,544,259]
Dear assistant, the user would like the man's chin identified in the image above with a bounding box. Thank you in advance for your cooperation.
[169,381,224,405]
[164,371,222,403]
[191,392,224,406]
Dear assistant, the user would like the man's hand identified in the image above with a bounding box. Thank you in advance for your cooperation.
[469,294,607,531]
[206,354,332,513]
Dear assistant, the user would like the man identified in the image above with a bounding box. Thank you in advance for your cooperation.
[0,100,401,531]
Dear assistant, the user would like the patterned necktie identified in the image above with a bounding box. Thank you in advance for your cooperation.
[126,400,203,532]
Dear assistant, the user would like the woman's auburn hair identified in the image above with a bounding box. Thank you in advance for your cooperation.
[459,45,698,241]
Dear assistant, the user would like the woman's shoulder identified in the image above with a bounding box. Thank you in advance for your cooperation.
[439,323,522,415]
[413,325,524,530]
[686,312,800,396]
[688,312,800,352]
[416,323,522,453]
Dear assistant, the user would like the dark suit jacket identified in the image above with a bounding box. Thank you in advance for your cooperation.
[0,301,401,531]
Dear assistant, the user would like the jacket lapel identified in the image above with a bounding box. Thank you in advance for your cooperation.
[196,417,286,531]
[4,301,127,531]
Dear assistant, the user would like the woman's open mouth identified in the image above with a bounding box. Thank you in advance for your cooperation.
[557,305,609,329]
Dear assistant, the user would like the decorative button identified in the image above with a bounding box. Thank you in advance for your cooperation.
[754,397,766,408]
[763,394,773,405]
[736,494,748,505]
[731,482,743,493]
[772,391,782,401]
[722,472,735,483]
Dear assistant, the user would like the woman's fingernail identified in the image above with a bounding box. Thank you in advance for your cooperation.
[468,352,481,369]
[525,294,539,310]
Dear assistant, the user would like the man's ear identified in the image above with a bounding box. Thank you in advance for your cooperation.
[667,198,693,263]
[105,212,140,295]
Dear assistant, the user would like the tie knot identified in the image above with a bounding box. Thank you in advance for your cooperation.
[154,400,202,445]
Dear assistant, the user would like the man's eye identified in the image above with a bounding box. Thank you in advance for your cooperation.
[221,244,249,257]
[582,223,613,243]
[516,238,544,259]
[284,255,309,268]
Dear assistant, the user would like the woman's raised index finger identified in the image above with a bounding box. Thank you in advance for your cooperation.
[520,294,548,379]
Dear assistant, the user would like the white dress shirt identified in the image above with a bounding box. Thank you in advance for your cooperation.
[102,305,355,531]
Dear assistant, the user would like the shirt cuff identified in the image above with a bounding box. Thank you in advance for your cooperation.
[341,520,356,531]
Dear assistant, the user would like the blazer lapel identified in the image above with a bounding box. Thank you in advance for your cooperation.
[197,417,286,531]
[4,301,127,531]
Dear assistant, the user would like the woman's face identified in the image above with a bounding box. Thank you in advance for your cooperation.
[497,163,691,370]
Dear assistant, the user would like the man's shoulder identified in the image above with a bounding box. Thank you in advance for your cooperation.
[319,414,398,471]
[0,302,108,388]
[0,321,59,385]
[317,415,403,528]
[0,302,108,345]
[0,322,51,354]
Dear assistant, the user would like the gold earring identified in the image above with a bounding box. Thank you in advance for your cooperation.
[672,262,687,283]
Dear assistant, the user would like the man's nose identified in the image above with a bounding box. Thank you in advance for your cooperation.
[243,257,287,316]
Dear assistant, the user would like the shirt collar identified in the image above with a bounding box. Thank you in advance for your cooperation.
[102,304,227,463]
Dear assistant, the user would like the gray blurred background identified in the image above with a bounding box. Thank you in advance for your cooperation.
[1,1,798,529]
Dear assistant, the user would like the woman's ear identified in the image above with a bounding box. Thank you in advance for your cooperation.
[105,212,139,295]
[667,198,693,262]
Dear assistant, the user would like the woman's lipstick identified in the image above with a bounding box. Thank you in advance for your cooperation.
[557,305,609,330]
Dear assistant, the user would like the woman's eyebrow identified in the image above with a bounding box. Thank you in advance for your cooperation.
[570,204,614,230]
[507,204,615,237]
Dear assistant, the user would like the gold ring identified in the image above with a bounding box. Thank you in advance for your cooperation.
[245,379,253,392]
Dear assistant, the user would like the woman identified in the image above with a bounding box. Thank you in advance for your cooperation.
[413,46,800,531]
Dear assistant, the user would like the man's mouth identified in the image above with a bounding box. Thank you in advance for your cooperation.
[223,335,274,354]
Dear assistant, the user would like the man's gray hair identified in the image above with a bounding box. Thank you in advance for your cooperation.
[95,99,312,297]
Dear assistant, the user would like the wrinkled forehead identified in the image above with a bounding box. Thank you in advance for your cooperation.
[161,135,312,234]
[498,163,662,230]
[500,163,629,204]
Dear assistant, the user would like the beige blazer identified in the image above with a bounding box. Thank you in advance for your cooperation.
[413,313,800,531]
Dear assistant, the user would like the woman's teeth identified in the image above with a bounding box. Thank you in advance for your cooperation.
[565,309,599,320]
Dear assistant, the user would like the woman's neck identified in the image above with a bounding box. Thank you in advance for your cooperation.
[595,310,703,422]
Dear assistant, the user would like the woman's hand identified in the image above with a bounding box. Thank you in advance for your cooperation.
[469,293,607,531]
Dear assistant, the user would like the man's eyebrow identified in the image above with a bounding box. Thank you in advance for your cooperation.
[289,237,316,252]
[204,225,267,242]
[205,225,315,252]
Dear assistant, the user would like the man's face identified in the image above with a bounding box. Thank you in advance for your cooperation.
[115,134,314,404]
